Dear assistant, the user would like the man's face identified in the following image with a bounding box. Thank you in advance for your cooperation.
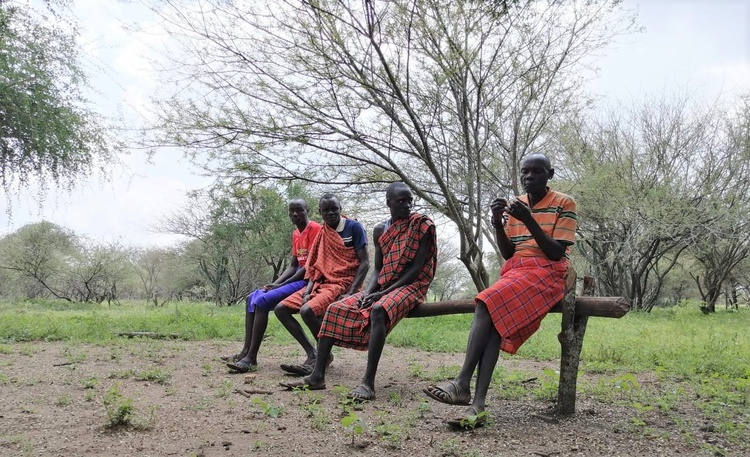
[520,157,552,195]
[288,201,309,227]
[318,198,342,228]
[386,188,413,221]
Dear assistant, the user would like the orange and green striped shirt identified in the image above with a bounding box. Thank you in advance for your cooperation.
[504,189,577,258]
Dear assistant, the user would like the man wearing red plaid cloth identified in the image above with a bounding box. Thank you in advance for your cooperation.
[274,193,370,376]
[423,153,577,429]
[281,182,437,400]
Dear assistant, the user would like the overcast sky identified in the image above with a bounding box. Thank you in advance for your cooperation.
[1,0,749,247]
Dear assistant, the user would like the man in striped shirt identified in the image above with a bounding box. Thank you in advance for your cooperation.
[424,153,577,429]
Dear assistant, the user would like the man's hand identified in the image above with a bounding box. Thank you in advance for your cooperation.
[490,198,509,227]
[507,199,531,223]
[263,283,280,291]
[357,291,383,309]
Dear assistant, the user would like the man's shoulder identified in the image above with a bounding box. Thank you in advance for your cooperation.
[550,189,575,200]
[414,212,434,221]
[295,220,323,236]
[547,189,576,205]
[343,218,365,230]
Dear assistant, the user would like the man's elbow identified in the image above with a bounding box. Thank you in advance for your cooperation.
[546,250,565,262]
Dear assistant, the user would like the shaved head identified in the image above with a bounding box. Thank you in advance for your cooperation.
[386,182,410,199]
[520,153,552,170]
[385,182,413,221]
[289,198,308,210]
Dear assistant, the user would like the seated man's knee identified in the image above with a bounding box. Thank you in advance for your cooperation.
[370,304,388,325]
[299,304,317,321]
[274,303,290,318]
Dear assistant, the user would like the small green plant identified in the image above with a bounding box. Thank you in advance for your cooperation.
[700,444,728,457]
[3,435,33,456]
[341,410,364,446]
[85,391,96,402]
[201,362,212,376]
[456,411,489,430]
[82,377,99,389]
[388,391,403,406]
[216,379,233,398]
[102,383,155,430]
[302,402,331,431]
[135,368,171,384]
[438,438,462,457]
[108,369,135,380]
[294,389,323,406]
[61,346,87,364]
[532,368,559,401]
[655,387,684,411]
[416,400,431,418]
[587,372,641,403]
[251,397,284,418]
[55,394,72,407]
[0,372,10,385]
[103,383,134,427]
[407,361,426,379]
[332,385,361,413]
[373,413,404,449]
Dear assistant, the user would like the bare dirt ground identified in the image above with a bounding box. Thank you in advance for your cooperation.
[0,339,731,456]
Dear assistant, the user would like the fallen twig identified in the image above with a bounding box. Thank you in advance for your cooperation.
[234,388,273,397]
[116,331,180,339]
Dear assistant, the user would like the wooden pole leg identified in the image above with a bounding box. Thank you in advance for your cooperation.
[557,314,589,415]
[556,275,594,416]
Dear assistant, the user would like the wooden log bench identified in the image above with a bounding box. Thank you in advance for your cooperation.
[406,275,630,416]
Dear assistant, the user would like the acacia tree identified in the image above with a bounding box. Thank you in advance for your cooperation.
[160,183,309,305]
[428,239,472,301]
[65,241,131,304]
[146,0,633,291]
[0,1,113,198]
[688,96,750,312]
[558,97,735,310]
[0,221,79,300]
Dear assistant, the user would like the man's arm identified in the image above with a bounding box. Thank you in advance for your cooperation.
[344,245,370,296]
[359,225,433,308]
[508,201,566,261]
[265,256,302,290]
[490,198,515,260]
[378,229,432,294]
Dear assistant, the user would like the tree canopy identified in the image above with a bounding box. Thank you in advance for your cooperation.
[0,1,113,198]
[145,0,635,291]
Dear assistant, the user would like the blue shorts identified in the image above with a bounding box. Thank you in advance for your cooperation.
[247,280,306,312]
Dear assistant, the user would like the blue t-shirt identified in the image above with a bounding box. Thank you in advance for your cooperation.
[337,218,367,250]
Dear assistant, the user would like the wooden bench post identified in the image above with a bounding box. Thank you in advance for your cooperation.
[556,274,594,415]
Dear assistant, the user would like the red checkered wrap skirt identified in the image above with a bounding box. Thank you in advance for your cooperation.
[279,281,350,317]
[318,280,429,350]
[476,256,568,355]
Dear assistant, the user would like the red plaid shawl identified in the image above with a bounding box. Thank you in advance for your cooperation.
[378,212,437,290]
[318,213,436,350]
[476,256,568,355]
[304,218,361,286]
